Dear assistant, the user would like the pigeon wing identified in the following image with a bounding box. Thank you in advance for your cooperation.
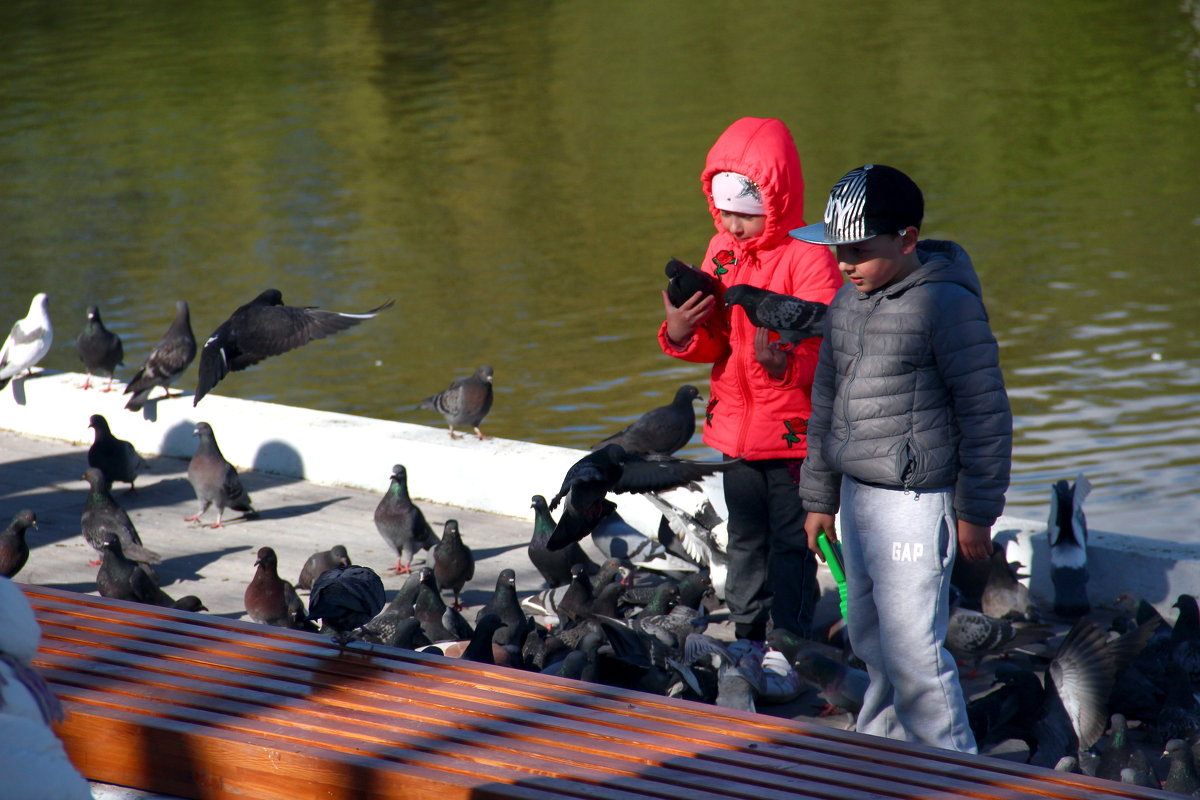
[613,455,742,495]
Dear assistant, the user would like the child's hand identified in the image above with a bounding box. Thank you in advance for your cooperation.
[754,327,788,379]
[661,290,715,349]
[805,512,837,556]
[957,520,994,562]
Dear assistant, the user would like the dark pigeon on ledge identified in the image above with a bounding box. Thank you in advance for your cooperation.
[185,421,255,528]
[418,365,494,440]
[124,300,196,411]
[87,414,149,491]
[591,384,701,456]
[75,305,124,391]
[723,284,828,344]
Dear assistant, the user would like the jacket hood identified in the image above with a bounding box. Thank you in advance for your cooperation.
[702,117,807,253]
[884,239,982,299]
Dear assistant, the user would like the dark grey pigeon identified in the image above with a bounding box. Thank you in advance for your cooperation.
[75,305,124,391]
[296,544,352,591]
[95,533,162,604]
[374,464,439,574]
[590,384,701,456]
[0,509,37,578]
[545,444,742,551]
[792,649,868,717]
[1162,738,1200,796]
[308,564,386,646]
[664,258,717,308]
[185,421,255,528]
[413,567,455,643]
[87,414,149,491]
[1048,476,1091,620]
[528,494,598,588]
[243,546,316,631]
[194,288,393,405]
[360,616,430,650]
[124,300,196,411]
[360,572,422,645]
[723,284,828,344]
[432,519,474,610]
[980,547,1037,621]
[463,614,508,665]
[418,365,494,440]
[475,568,528,647]
[80,467,161,567]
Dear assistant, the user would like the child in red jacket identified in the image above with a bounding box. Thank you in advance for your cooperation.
[659,117,842,642]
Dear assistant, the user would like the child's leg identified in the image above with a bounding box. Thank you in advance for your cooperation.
[764,459,817,638]
[722,459,771,641]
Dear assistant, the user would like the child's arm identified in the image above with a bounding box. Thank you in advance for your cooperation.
[957,519,993,562]
[661,290,716,350]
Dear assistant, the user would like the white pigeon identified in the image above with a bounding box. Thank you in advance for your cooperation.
[0,293,53,390]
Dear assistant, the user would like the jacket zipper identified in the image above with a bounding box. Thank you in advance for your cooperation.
[734,305,753,455]
[834,295,882,467]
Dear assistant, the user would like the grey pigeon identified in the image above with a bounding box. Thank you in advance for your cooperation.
[296,544,352,591]
[95,533,163,604]
[556,563,596,626]
[528,494,598,588]
[981,547,1037,621]
[194,288,393,405]
[75,305,124,390]
[1163,738,1200,796]
[87,414,149,491]
[476,568,528,647]
[374,464,439,574]
[413,567,455,643]
[243,546,316,631]
[80,467,161,567]
[792,648,868,716]
[723,284,828,344]
[307,564,386,646]
[360,616,431,650]
[463,614,508,665]
[0,509,37,578]
[360,573,423,645]
[1096,713,1155,783]
[124,300,196,411]
[432,519,474,610]
[418,365,494,440]
[0,292,53,390]
[1048,475,1091,620]
[184,421,255,528]
[715,660,759,713]
[664,258,717,308]
[591,385,701,456]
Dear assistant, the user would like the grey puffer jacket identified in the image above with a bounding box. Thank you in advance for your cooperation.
[799,240,1012,526]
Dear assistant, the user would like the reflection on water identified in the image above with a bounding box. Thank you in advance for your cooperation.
[0,0,1197,540]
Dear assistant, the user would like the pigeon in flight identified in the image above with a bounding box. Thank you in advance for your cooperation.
[418,365,494,440]
[664,258,717,308]
[723,284,827,344]
[87,414,149,491]
[194,289,393,405]
[308,564,386,646]
[124,300,197,411]
[75,305,124,390]
[591,384,701,456]
[184,421,255,528]
[0,292,53,390]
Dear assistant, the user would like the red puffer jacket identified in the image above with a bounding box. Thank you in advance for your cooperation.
[658,117,842,460]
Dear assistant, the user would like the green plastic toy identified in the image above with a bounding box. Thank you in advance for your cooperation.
[816,530,848,620]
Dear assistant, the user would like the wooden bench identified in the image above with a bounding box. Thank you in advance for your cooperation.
[22,584,1169,800]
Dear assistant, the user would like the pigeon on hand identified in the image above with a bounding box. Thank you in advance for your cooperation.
[75,305,123,391]
[194,289,393,405]
[296,545,352,591]
[243,546,317,631]
[374,464,439,574]
[80,467,161,568]
[664,258,717,308]
[1048,475,1091,620]
[590,384,701,456]
[307,564,386,647]
[124,300,197,411]
[87,414,149,491]
[184,422,255,528]
[0,292,53,391]
[528,494,598,588]
[432,520,474,611]
[418,365,494,440]
[722,284,828,344]
[545,444,742,551]
[0,510,37,579]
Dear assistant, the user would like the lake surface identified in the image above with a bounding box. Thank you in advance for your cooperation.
[1,0,1197,541]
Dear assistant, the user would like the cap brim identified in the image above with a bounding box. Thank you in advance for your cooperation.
[788,222,874,246]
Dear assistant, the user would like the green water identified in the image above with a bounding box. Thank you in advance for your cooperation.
[1,0,1197,539]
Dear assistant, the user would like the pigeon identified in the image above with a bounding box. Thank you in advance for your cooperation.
[476,568,529,647]
[0,292,53,390]
[1048,475,1091,620]
[556,563,596,626]
[1163,738,1200,796]
[360,573,422,645]
[124,300,196,411]
[360,616,431,651]
[296,544,352,591]
[946,604,1052,674]
[459,614,509,665]
[723,284,828,344]
[791,648,869,717]
[243,546,316,631]
[664,258,718,308]
[432,519,474,610]
[184,422,255,528]
[0,509,37,579]
[80,467,161,567]
[1152,661,1200,746]
[590,385,701,456]
[194,289,393,405]
[980,547,1037,621]
[95,533,166,605]
[418,365,494,440]
[1096,713,1155,784]
[307,564,386,646]
[528,494,598,588]
[413,567,455,643]
[590,506,701,573]
[545,443,741,551]
[967,662,1045,753]
[643,490,730,598]
[374,464,439,574]
[75,305,123,390]
[87,414,149,491]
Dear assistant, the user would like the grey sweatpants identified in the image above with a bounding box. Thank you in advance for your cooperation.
[839,476,977,753]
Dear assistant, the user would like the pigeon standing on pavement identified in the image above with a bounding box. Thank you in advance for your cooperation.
[184,421,255,528]
[244,546,316,631]
[296,545,352,591]
[75,305,123,390]
[475,568,528,647]
[374,464,439,574]
[1048,475,1091,620]
[0,292,53,391]
[124,300,196,411]
[528,494,597,588]
[722,284,828,344]
[194,289,393,405]
[80,467,161,568]
[418,365,494,440]
[664,258,717,308]
[790,648,869,717]
[590,384,701,456]
[432,520,474,611]
[95,533,164,605]
[0,510,37,578]
[307,564,386,646]
[87,414,149,491]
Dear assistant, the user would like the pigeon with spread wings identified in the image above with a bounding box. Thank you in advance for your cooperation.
[194,289,393,405]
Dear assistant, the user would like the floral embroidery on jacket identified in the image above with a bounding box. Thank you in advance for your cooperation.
[781,416,807,447]
[712,250,736,276]
[705,396,719,426]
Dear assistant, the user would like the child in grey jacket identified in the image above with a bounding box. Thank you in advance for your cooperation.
[791,164,1012,753]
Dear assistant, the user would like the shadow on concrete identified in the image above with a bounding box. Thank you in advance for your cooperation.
[249,496,350,521]
[158,544,256,584]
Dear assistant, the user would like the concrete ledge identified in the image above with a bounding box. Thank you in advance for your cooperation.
[1,369,1194,616]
